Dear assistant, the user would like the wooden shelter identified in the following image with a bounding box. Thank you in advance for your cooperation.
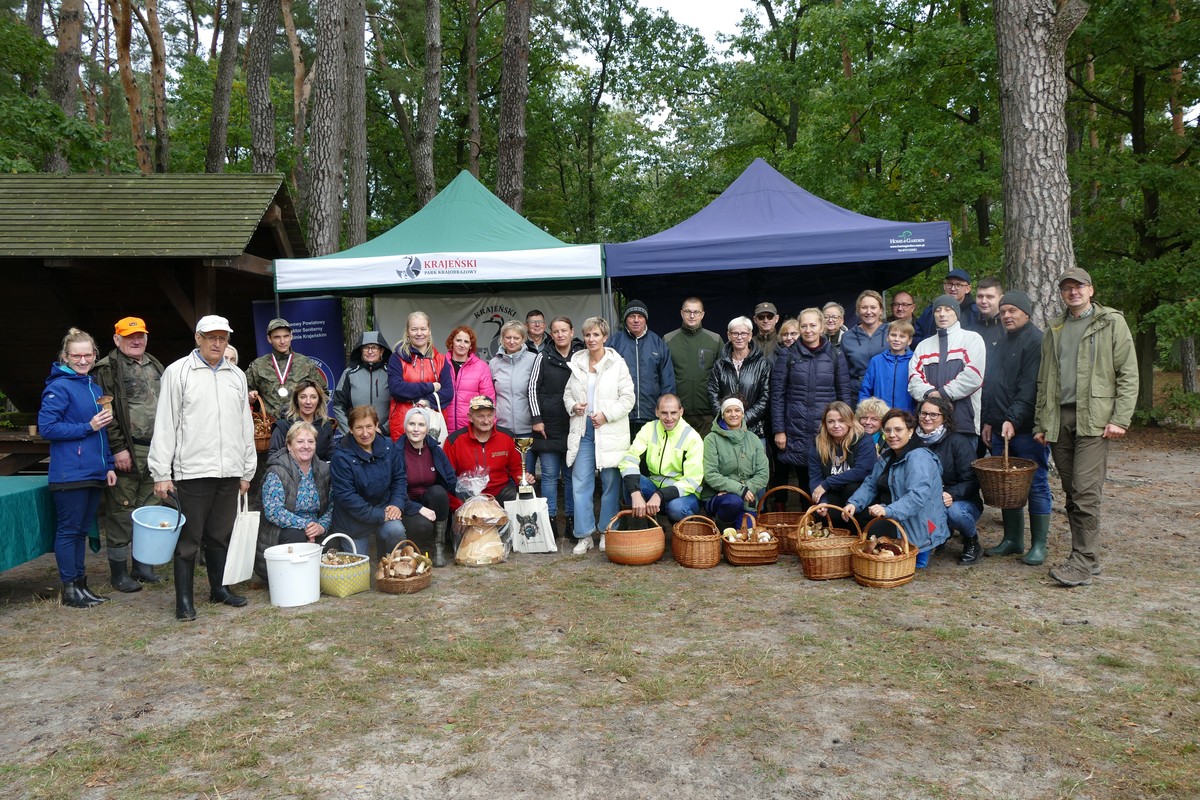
[0,173,307,412]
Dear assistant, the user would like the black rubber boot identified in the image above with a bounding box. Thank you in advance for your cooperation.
[78,575,110,603]
[958,536,982,565]
[1021,514,1050,566]
[131,558,163,583]
[204,547,247,607]
[431,520,449,567]
[109,559,142,593]
[174,558,197,621]
[986,509,1026,557]
[62,581,102,609]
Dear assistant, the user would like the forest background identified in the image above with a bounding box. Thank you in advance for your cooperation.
[2,0,1197,417]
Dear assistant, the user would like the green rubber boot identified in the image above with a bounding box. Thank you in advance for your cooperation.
[1021,513,1050,566]
[985,509,1026,557]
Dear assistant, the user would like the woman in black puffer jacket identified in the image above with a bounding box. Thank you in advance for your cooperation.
[707,316,771,439]
[770,308,853,492]
[528,316,585,536]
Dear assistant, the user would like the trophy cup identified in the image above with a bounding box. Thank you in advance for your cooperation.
[514,437,535,495]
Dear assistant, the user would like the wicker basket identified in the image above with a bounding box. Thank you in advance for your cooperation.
[972,438,1038,509]
[756,486,814,555]
[793,504,860,581]
[376,540,433,594]
[253,397,274,453]
[671,515,721,569]
[722,513,779,565]
[318,533,371,597]
[850,519,917,588]
[604,510,665,566]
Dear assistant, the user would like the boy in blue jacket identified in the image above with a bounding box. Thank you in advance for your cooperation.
[858,320,915,413]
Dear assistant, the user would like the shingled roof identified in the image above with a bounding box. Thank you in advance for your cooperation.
[0,172,307,258]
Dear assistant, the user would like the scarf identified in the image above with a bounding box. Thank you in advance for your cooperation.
[915,425,947,445]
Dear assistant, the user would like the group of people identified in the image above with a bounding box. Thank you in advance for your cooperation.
[37,265,1137,619]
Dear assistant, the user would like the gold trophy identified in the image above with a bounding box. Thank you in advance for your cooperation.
[514,437,535,495]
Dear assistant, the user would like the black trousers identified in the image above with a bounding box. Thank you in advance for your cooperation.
[402,484,451,551]
[174,477,241,560]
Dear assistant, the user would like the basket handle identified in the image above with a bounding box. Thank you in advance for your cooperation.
[675,515,718,535]
[756,485,814,512]
[321,532,358,554]
[604,508,641,534]
[1003,435,1009,468]
[861,517,911,554]
[738,510,757,531]
[799,503,864,538]
[387,539,422,560]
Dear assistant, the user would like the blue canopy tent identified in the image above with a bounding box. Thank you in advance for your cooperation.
[603,158,952,329]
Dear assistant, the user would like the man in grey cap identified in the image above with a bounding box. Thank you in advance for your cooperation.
[915,268,980,340]
[980,290,1052,565]
[609,299,675,437]
[1034,268,1138,587]
[245,317,328,420]
[149,315,257,621]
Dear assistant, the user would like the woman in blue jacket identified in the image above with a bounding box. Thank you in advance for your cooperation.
[38,328,117,608]
[844,409,949,567]
[807,401,877,525]
[770,308,853,492]
[331,405,410,557]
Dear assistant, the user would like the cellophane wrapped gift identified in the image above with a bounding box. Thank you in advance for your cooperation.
[454,468,509,566]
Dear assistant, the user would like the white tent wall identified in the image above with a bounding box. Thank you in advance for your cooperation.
[376,289,605,360]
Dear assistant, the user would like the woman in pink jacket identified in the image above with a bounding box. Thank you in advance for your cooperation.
[444,325,495,433]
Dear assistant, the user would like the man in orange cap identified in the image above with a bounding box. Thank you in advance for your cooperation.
[93,316,166,591]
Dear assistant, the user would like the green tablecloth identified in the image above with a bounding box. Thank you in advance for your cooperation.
[0,476,55,572]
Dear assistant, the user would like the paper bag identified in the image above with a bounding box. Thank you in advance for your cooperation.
[505,496,557,553]
[223,493,259,585]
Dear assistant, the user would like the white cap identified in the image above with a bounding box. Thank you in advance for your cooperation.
[195,315,233,334]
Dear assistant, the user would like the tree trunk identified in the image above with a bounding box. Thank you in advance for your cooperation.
[282,0,311,216]
[1182,337,1197,395]
[344,0,367,247]
[412,0,442,207]
[307,0,348,256]
[25,0,45,36]
[994,0,1089,330]
[246,0,280,173]
[465,0,481,177]
[206,0,243,173]
[112,0,153,174]
[45,0,84,172]
[137,0,171,172]
[496,0,531,211]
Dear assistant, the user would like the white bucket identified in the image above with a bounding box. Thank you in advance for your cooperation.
[263,542,322,607]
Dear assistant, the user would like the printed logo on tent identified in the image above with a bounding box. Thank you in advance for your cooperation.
[889,229,927,253]
[396,255,423,280]
[472,304,519,359]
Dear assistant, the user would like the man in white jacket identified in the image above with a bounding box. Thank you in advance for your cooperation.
[908,294,987,438]
[148,315,257,622]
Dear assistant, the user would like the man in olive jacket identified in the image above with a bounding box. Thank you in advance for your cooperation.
[664,297,722,437]
[1034,268,1138,587]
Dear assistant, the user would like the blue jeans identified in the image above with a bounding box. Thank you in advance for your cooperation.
[990,433,1052,515]
[362,519,407,559]
[572,423,620,538]
[624,475,700,524]
[946,499,982,538]
[537,450,573,517]
[52,487,102,583]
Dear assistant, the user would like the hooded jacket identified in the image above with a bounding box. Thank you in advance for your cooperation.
[529,338,585,453]
[908,321,986,435]
[1034,302,1138,440]
[387,345,453,441]
[333,331,392,436]
[38,364,115,485]
[770,338,853,465]
[858,349,915,413]
[840,322,890,389]
[701,423,769,501]
[846,439,950,554]
[564,347,635,470]
[445,352,494,433]
[489,346,537,435]
[609,327,676,424]
[330,431,408,537]
[707,340,771,437]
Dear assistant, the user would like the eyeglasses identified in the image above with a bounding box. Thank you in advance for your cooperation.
[919,411,942,419]
[729,331,751,337]
[780,331,800,338]
[1060,284,1087,295]
[199,334,230,344]
[891,302,914,308]
[65,353,95,362]
[681,309,703,316]
[824,315,842,322]
[756,313,776,321]
[944,282,969,291]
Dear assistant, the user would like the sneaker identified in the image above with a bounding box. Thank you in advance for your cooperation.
[1049,561,1093,587]
[572,537,594,555]
[1091,562,1103,576]
[958,537,982,566]
[599,533,606,552]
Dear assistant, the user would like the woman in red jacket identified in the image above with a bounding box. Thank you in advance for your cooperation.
[387,311,453,440]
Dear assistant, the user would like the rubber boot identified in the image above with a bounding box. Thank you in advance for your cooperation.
[131,558,163,584]
[985,509,1026,557]
[1021,514,1050,566]
[109,559,142,593]
[78,575,110,603]
[432,520,449,568]
[174,559,197,621]
[204,547,248,607]
[62,581,102,609]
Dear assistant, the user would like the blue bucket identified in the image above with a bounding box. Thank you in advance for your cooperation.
[131,505,186,565]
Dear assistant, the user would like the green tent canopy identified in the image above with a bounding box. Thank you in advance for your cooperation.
[274,170,601,292]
